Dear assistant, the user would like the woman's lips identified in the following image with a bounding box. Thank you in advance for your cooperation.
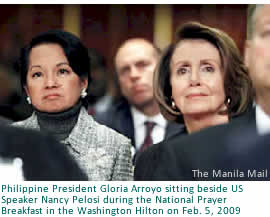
[44,94,61,100]
[186,93,208,99]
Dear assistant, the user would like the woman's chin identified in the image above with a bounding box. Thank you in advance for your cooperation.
[182,107,212,116]
[36,106,68,113]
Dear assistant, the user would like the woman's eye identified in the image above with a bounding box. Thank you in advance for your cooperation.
[32,72,42,78]
[59,68,69,75]
[177,67,189,75]
[202,66,214,73]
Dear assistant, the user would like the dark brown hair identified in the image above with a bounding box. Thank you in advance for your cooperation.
[154,22,253,123]
[18,29,91,107]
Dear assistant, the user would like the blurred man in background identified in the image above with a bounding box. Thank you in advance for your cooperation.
[96,38,183,162]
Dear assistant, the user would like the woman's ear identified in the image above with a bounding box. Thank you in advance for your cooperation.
[81,78,88,91]
[24,86,29,96]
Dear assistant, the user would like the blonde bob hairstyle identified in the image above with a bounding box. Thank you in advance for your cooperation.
[154,22,253,123]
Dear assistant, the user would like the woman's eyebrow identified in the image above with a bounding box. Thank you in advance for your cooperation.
[29,65,42,71]
[56,62,69,67]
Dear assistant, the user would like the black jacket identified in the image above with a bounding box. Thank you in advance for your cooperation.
[95,99,184,148]
[135,109,270,181]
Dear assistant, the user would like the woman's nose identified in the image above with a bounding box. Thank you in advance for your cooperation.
[190,70,201,86]
[45,74,59,88]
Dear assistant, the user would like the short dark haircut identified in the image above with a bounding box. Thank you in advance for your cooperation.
[19,29,91,90]
[154,22,254,123]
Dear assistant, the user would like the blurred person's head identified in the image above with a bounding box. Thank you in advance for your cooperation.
[0,64,17,104]
[87,48,108,104]
[0,125,88,180]
[115,38,161,116]
[245,5,270,114]
[19,30,90,113]
[155,22,253,133]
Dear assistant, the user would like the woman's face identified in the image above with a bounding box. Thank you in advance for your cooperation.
[170,39,225,117]
[25,43,88,113]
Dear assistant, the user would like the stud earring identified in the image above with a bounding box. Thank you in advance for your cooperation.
[26,96,31,104]
[227,97,231,105]
[171,98,177,110]
[81,89,87,98]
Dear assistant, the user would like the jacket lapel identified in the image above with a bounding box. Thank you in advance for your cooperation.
[115,102,135,146]
[64,107,94,156]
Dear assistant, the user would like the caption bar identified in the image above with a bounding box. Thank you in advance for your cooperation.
[0,182,268,216]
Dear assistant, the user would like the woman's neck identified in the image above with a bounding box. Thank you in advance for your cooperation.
[35,101,82,141]
[184,112,228,134]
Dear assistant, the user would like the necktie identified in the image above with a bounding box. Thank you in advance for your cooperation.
[140,121,156,152]
[88,106,96,116]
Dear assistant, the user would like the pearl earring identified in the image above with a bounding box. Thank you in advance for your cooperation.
[227,97,231,105]
[26,96,31,104]
[81,89,87,98]
[172,100,177,110]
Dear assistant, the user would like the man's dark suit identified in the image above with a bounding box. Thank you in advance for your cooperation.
[0,125,88,180]
[135,109,269,181]
[95,99,184,148]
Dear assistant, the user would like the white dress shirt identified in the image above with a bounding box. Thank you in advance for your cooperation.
[131,106,167,151]
[256,104,270,135]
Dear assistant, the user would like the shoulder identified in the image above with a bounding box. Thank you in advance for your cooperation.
[160,117,248,164]
[95,100,131,124]
[190,110,256,144]
[168,123,228,152]
[12,114,37,129]
[78,108,131,146]
[12,120,26,127]
[70,108,131,151]
[136,128,187,168]
[135,141,162,166]
[94,120,131,147]
[166,121,186,139]
[230,108,255,126]
[0,116,12,125]
[134,141,166,180]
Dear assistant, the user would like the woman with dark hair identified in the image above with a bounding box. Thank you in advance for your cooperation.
[135,22,253,180]
[13,30,133,181]
[154,21,253,133]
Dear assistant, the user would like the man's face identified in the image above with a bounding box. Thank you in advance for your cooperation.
[115,40,158,109]
[245,5,270,105]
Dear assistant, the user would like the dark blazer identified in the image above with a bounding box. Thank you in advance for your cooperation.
[0,125,88,181]
[95,99,185,148]
[135,109,268,181]
[135,128,187,180]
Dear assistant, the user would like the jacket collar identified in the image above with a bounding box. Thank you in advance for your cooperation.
[63,107,94,155]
